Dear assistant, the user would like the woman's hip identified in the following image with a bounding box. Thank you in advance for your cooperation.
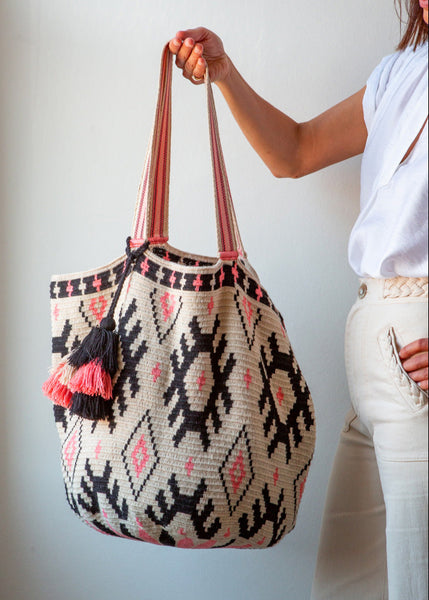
[344,276,428,461]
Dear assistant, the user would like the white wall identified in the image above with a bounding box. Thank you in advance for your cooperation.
[0,1,398,599]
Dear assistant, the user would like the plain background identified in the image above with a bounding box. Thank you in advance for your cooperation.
[0,1,399,599]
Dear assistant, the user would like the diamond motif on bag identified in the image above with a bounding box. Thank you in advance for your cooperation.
[89,296,107,323]
[121,410,160,501]
[150,288,183,343]
[61,418,82,487]
[234,290,262,350]
[219,425,255,516]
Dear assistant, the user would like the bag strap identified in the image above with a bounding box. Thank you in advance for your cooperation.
[131,44,246,259]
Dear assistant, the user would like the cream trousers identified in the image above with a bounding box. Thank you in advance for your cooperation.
[311,277,428,600]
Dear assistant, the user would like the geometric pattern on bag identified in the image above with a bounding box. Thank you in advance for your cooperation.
[44,45,315,549]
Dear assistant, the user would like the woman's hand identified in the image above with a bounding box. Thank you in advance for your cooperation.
[399,338,429,391]
[169,27,231,85]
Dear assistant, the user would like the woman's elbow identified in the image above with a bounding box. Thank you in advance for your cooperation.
[269,162,306,179]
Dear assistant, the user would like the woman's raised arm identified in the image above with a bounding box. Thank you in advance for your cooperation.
[169,27,368,179]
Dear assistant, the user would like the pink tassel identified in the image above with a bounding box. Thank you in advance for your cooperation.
[68,359,113,400]
[42,362,73,408]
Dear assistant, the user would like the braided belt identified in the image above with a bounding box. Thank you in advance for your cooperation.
[383,277,429,299]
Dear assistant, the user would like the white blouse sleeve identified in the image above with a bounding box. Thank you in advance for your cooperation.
[362,51,404,131]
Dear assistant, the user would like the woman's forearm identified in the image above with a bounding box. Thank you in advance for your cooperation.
[216,59,304,178]
[170,29,368,177]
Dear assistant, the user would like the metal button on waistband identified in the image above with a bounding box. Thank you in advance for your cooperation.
[358,283,367,299]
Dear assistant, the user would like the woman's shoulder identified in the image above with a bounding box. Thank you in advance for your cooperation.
[363,42,428,128]
[374,42,428,87]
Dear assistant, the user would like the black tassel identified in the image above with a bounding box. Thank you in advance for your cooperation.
[67,316,119,375]
[70,393,114,420]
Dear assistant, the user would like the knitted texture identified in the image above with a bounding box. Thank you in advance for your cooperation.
[48,245,315,548]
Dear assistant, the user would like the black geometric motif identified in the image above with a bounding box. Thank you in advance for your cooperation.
[259,333,314,462]
[53,405,68,432]
[239,483,288,547]
[219,425,255,516]
[234,290,263,350]
[77,459,129,521]
[159,267,183,290]
[164,314,236,450]
[52,320,73,357]
[82,269,113,295]
[145,473,221,539]
[150,288,183,343]
[182,272,213,292]
[113,298,149,417]
[56,278,82,298]
[121,409,160,501]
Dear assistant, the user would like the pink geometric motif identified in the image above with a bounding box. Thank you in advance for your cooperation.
[131,435,150,478]
[244,369,252,389]
[141,257,150,276]
[229,450,246,494]
[53,304,59,321]
[208,297,214,315]
[197,371,206,391]
[299,478,307,500]
[64,432,77,469]
[273,467,279,487]
[169,271,176,288]
[185,457,194,477]
[66,280,74,297]
[95,440,102,459]
[93,274,102,292]
[177,529,217,549]
[136,519,161,545]
[232,263,239,283]
[256,286,263,302]
[152,362,161,383]
[242,297,253,326]
[276,387,284,406]
[219,267,225,287]
[160,292,175,321]
[89,296,107,323]
[193,274,203,291]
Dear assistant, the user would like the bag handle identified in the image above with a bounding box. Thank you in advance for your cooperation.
[131,44,245,260]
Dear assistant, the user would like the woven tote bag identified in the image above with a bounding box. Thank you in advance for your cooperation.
[43,45,315,549]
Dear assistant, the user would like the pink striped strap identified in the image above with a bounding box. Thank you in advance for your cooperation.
[131,44,245,259]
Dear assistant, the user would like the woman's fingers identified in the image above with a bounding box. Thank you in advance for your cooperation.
[402,351,429,372]
[184,46,206,82]
[407,366,429,383]
[169,37,206,83]
[399,337,429,390]
[175,37,196,69]
[399,337,428,360]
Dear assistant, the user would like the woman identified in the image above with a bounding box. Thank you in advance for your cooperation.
[169,2,428,599]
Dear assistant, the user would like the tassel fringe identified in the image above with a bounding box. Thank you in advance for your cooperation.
[69,359,113,399]
[42,362,74,408]
[69,393,114,420]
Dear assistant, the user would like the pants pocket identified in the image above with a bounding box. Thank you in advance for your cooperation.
[378,326,428,413]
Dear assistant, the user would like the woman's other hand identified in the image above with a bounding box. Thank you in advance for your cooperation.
[399,338,429,391]
[169,27,231,85]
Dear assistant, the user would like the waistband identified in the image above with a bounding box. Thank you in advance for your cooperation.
[358,276,428,302]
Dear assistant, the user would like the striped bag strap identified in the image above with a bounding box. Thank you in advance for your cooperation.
[131,44,246,259]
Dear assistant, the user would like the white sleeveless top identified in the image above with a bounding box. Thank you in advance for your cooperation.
[348,42,428,278]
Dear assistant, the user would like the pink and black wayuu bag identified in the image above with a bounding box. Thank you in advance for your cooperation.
[43,45,316,549]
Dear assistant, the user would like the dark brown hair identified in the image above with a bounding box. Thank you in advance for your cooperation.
[396,0,428,50]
